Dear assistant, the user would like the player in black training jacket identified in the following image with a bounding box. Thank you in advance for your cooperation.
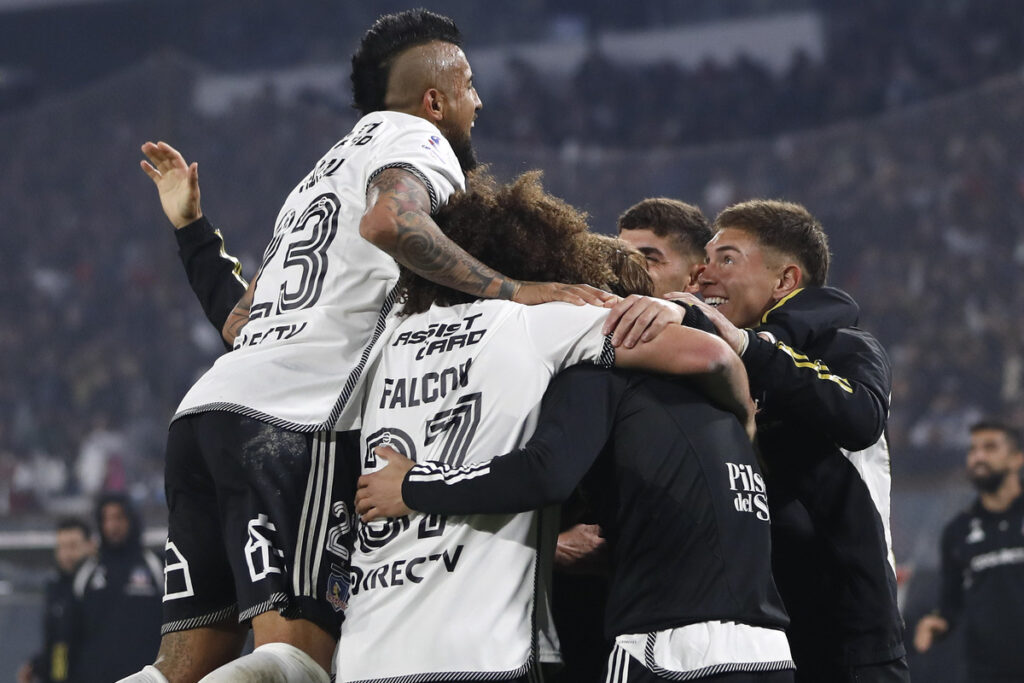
[667,199,907,682]
[914,420,1024,682]
[356,363,795,682]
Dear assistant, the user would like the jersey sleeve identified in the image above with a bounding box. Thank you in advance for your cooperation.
[174,216,248,346]
[519,303,615,372]
[742,326,891,453]
[403,366,624,514]
[368,122,466,214]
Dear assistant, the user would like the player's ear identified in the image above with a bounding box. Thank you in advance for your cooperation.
[774,263,802,298]
[421,88,444,122]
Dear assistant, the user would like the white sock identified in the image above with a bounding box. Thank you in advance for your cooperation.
[115,665,170,683]
[197,643,329,683]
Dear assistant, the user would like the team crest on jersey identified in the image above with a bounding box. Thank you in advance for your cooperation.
[126,567,157,596]
[363,427,417,469]
[325,564,351,612]
[967,518,985,544]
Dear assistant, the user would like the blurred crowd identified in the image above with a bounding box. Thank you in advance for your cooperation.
[477,2,1024,147]
[0,1,1022,525]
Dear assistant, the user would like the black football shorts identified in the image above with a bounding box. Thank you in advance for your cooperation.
[161,411,359,638]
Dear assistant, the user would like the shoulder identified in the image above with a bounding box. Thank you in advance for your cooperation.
[943,507,977,538]
[759,286,861,347]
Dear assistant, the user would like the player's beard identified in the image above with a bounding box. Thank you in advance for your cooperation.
[449,131,479,174]
[969,466,1007,493]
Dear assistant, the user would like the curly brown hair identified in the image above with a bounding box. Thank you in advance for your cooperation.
[398,170,652,314]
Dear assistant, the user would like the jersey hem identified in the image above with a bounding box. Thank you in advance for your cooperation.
[161,603,238,635]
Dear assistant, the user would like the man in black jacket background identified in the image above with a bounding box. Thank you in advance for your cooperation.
[70,494,163,683]
[18,518,95,683]
[674,199,909,682]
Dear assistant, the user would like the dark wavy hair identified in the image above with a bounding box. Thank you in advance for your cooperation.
[713,199,830,287]
[350,9,462,116]
[618,197,712,262]
[398,170,652,315]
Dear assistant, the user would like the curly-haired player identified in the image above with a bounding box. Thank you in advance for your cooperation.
[338,170,760,682]
[129,10,612,683]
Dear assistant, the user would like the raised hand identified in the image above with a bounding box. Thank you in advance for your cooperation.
[140,141,202,229]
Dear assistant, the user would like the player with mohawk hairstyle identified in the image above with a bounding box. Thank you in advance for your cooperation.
[130,9,611,683]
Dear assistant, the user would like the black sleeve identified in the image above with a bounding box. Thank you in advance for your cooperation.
[936,518,965,628]
[676,301,719,335]
[742,327,891,452]
[403,366,624,514]
[174,216,248,344]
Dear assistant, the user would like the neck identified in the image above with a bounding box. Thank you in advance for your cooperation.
[980,476,1022,513]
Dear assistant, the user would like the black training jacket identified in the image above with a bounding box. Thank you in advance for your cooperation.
[735,286,905,670]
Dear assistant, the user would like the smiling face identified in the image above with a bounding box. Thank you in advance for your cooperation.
[619,228,702,296]
[384,40,482,172]
[699,227,795,328]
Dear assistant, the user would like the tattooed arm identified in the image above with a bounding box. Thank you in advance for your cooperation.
[222,275,258,346]
[359,168,613,306]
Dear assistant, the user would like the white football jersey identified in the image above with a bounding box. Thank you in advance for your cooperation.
[175,111,465,431]
[337,299,614,682]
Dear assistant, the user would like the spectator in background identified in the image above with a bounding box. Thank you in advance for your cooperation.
[617,198,711,296]
[18,518,96,683]
[914,420,1024,681]
[69,493,162,683]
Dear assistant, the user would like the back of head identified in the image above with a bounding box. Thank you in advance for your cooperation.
[579,234,653,298]
[713,199,830,286]
[351,9,462,116]
[618,197,711,262]
[398,170,642,313]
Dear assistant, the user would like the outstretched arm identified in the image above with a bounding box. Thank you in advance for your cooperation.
[360,168,614,306]
[356,366,620,521]
[141,141,250,345]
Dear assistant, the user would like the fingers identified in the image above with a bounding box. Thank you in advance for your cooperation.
[602,294,636,336]
[603,295,668,347]
[140,160,160,182]
[140,140,187,173]
[571,284,617,306]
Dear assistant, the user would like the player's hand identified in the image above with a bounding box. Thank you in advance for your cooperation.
[554,524,609,575]
[512,281,616,307]
[140,141,202,229]
[355,446,415,521]
[667,292,747,355]
[601,294,683,348]
[913,614,949,653]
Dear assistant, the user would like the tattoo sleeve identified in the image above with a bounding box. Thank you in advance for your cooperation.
[366,168,518,299]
